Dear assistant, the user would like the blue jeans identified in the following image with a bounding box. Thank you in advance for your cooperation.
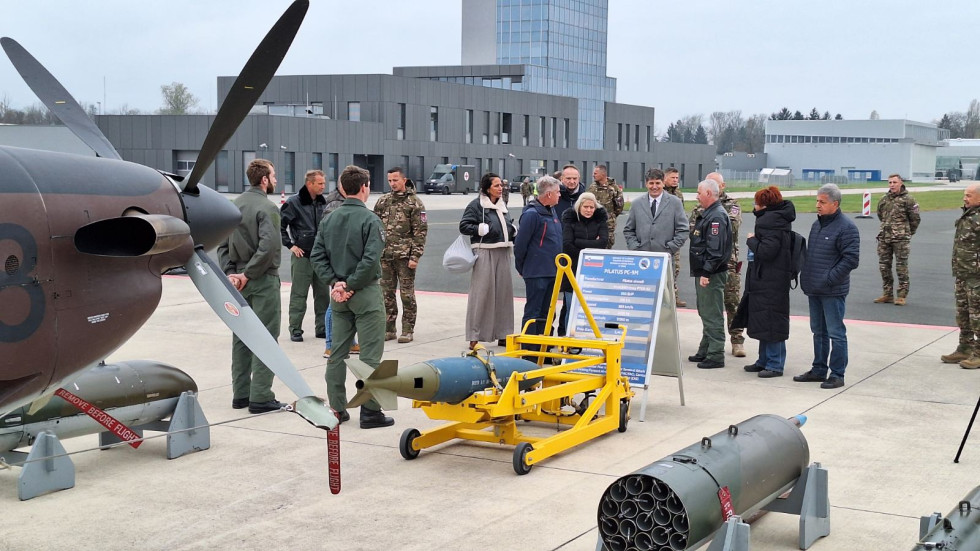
[522,277,556,336]
[756,340,786,372]
[808,295,848,379]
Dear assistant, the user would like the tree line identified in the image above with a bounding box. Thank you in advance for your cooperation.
[663,107,844,154]
[0,81,201,123]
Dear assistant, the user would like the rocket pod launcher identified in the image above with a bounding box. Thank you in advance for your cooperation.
[597,414,830,550]
[348,253,634,474]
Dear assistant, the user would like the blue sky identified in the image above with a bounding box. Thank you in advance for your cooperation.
[1,0,975,135]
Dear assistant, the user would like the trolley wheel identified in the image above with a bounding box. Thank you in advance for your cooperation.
[513,442,533,475]
[443,186,450,195]
[618,399,630,433]
[399,428,421,460]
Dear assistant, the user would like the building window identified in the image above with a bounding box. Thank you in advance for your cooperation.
[523,115,530,146]
[328,153,338,189]
[540,116,546,147]
[397,103,406,140]
[617,124,623,151]
[483,111,490,144]
[348,101,360,122]
[634,125,640,151]
[465,109,473,144]
[501,112,512,145]
[430,106,439,142]
[625,125,631,152]
[283,152,295,192]
[564,118,570,148]
[550,117,557,147]
[646,126,652,152]
[416,156,425,182]
[312,152,322,171]
[310,102,323,116]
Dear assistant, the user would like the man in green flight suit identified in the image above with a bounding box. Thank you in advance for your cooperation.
[311,165,394,429]
[217,158,285,414]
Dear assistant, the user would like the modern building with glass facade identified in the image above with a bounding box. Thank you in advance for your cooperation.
[83,0,714,193]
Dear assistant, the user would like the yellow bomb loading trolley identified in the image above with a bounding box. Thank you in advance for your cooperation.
[346,254,634,474]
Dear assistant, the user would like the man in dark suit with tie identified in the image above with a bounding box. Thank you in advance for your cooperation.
[623,168,690,268]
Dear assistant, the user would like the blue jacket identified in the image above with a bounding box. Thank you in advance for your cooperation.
[514,199,562,278]
[800,209,860,297]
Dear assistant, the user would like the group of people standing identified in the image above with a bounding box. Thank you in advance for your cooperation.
[459,165,623,348]
[218,159,427,429]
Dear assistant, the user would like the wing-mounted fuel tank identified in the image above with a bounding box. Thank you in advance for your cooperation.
[0,360,198,452]
[0,146,188,414]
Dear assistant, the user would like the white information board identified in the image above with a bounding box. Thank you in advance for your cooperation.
[567,249,685,419]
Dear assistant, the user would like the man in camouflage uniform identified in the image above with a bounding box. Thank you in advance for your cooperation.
[374,166,428,343]
[873,174,920,306]
[942,183,980,369]
[520,177,533,205]
[690,172,744,357]
[664,167,686,307]
[587,164,624,249]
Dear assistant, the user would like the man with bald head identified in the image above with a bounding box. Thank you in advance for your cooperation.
[945,183,980,369]
[689,172,745,357]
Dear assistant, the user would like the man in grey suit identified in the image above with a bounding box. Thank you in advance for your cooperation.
[624,169,690,280]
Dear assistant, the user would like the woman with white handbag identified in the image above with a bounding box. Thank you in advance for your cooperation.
[458,172,517,349]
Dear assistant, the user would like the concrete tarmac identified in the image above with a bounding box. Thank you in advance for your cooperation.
[0,274,977,551]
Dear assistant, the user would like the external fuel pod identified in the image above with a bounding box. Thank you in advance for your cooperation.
[597,414,809,551]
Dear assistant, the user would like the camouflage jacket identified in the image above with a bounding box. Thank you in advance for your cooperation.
[587,180,624,218]
[690,191,741,261]
[373,189,428,262]
[665,186,685,205]
[876,186,920,241]
[953,205,980,280]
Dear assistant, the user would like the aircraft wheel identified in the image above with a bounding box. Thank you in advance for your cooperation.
[513,442,533,475]
[399,428,421,460]
[618,399,630,433]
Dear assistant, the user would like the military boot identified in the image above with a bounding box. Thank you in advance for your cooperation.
[731,343,746,357]
[873,295,893,304]
[941,349,970,364]
[959,357,980,370]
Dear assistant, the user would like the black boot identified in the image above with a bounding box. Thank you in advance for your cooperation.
[360,407,394,429]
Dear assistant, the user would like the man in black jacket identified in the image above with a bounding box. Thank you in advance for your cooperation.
[688,179,733,369]
[281,169,328,342]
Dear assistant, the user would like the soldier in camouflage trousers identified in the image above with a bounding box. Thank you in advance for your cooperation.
[943,183,980,369]
[874,174,920,306]
[374,167,428,343]
[664,168,686,307]
[587,164,624,249]
[691,172,744,357]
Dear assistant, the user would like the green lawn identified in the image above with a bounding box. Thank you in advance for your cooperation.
[623,189,966,215]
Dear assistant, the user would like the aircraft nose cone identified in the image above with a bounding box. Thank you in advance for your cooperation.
[181,185,242,251]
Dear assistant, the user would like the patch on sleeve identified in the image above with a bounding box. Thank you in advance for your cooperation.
[711,222,720,235]
[420,210,428,223]
[730,204,740,216]
[911,203,919,214]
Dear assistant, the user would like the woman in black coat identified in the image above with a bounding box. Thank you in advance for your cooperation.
[741,186,796,378]
[559,192,608,330]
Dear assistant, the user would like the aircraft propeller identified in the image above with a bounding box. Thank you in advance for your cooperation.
[1,0,337,432]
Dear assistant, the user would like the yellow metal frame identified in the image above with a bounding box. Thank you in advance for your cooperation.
[406,254,634,472]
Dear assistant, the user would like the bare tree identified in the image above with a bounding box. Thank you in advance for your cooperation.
[158,82,199,115]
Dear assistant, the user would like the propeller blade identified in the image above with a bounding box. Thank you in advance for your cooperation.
[184,247,337,430]
[182,0,309,194]
[1,37,121,160]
